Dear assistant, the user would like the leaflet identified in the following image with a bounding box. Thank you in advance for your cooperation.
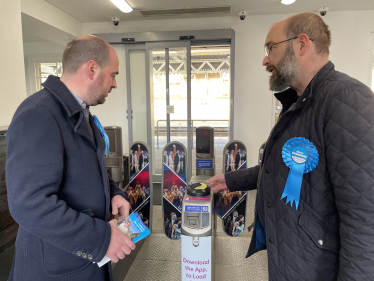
[97,212,150,267]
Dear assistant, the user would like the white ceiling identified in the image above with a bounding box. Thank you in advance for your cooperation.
[22,13,76,44]
[45,0,374,23]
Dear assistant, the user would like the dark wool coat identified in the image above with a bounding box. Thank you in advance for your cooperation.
[6,75,125,281]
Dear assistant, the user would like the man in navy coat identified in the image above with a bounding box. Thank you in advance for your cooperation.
[6,35,135,281]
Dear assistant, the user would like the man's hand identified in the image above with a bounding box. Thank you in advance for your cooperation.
[105,219,135,263]
[206,174,228,191]
[111,195,131,222]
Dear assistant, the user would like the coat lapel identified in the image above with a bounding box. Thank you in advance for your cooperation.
[74,113,97,151]
[90,115,105,155]
[42,75,98,152]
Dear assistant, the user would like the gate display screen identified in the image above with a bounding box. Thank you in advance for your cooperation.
[196,129,210,154]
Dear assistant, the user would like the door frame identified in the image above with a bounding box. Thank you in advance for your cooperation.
[109,30,235,182]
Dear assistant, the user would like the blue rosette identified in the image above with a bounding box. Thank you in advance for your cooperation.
[281,137,319,209]
[93,115,110,157]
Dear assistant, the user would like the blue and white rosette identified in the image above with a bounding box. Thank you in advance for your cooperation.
[93,115,110,157]
[281,137,319,209]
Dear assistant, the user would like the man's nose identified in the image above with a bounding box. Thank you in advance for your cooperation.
[263,56,270,66]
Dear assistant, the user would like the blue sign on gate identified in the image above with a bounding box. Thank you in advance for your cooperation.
[196,159,213,169]
[185,205,202,212]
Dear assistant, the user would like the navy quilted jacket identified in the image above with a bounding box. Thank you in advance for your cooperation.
[226,61,374,281]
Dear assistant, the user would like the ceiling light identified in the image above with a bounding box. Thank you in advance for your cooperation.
[281,0,296,5]
[110,0,133,13]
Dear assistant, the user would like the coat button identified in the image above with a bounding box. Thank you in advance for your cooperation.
[76,251,82,256]
[82,253,87,259]
[266,168,271,174]
[318,239,324,246]
[268,238,274,244]
[267,203,272,208]
[88,254,93,260]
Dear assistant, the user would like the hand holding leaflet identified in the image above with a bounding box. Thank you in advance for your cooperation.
[97,212,151,267]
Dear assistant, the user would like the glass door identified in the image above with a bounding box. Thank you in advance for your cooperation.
[126,40,233,183]
[147,42,192,182]
[190,45,231,175]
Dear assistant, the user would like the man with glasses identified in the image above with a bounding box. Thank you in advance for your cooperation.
[207,12,374,280]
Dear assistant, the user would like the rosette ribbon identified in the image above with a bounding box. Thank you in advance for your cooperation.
[281,137,319,209]
[93,115,110,157]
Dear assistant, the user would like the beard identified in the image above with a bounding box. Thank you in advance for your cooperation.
[87,72,110,106]
[268,44,299,92]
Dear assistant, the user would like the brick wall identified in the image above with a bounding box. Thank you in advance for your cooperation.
[0,134,18,255]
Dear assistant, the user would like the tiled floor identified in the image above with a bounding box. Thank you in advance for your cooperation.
[124,191,268,281]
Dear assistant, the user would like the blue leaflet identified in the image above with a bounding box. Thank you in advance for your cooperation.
[129,212,151,243]
[93,115,110,157]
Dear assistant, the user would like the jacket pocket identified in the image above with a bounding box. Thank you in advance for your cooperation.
[299,211,340,253]
[40,238,91,277]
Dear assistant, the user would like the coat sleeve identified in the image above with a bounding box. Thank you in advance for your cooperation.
[324,86,374,280]
[108,173,127,200]
[6,107,111,263]
[225,165,260,192]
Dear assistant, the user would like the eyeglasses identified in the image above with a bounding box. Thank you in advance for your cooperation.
[264,37,314,57]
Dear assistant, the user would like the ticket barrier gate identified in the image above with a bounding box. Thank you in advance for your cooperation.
[181,183,214,281]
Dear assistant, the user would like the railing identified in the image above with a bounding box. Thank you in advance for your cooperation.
[155,119,229,148]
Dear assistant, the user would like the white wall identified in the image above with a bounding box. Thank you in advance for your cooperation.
[324,11,374,86]
[90,45,129,151]
[23,42,66,97]
[83,10,374,166]
[0,0,27,127]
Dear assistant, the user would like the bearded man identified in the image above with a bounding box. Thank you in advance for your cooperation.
[207,12,374,280]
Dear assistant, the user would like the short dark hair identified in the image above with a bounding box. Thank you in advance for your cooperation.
[284,12,331,55]
[62,36,111,75]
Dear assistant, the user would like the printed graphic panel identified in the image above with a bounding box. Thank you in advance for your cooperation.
[223,141,247,172]
[162,141,187,240]
[163,197,182,240]
[181,235,212,281]
[215,140,247,237]
[124,142,151,229]
[129,143,149,182]
[221,193,247,237]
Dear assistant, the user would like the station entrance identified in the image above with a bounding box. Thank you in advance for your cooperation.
[96,31,268,280]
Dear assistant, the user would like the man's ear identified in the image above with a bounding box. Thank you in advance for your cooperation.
[297,33,311,56]
[86,60,99,80]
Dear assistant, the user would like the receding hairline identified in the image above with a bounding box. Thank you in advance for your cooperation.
[266,13,331,54]
[62,35,114,75]
[264,19,288,46]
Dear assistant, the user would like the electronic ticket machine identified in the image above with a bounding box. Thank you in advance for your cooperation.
[181,127,215,281]
[181,183,214,281]
[182,183,213,238]
[195,127,215,177]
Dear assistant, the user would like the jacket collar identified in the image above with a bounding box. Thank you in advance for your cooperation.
[41,75,82,117]
[42,75,101,151]
[274,61,335,112]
